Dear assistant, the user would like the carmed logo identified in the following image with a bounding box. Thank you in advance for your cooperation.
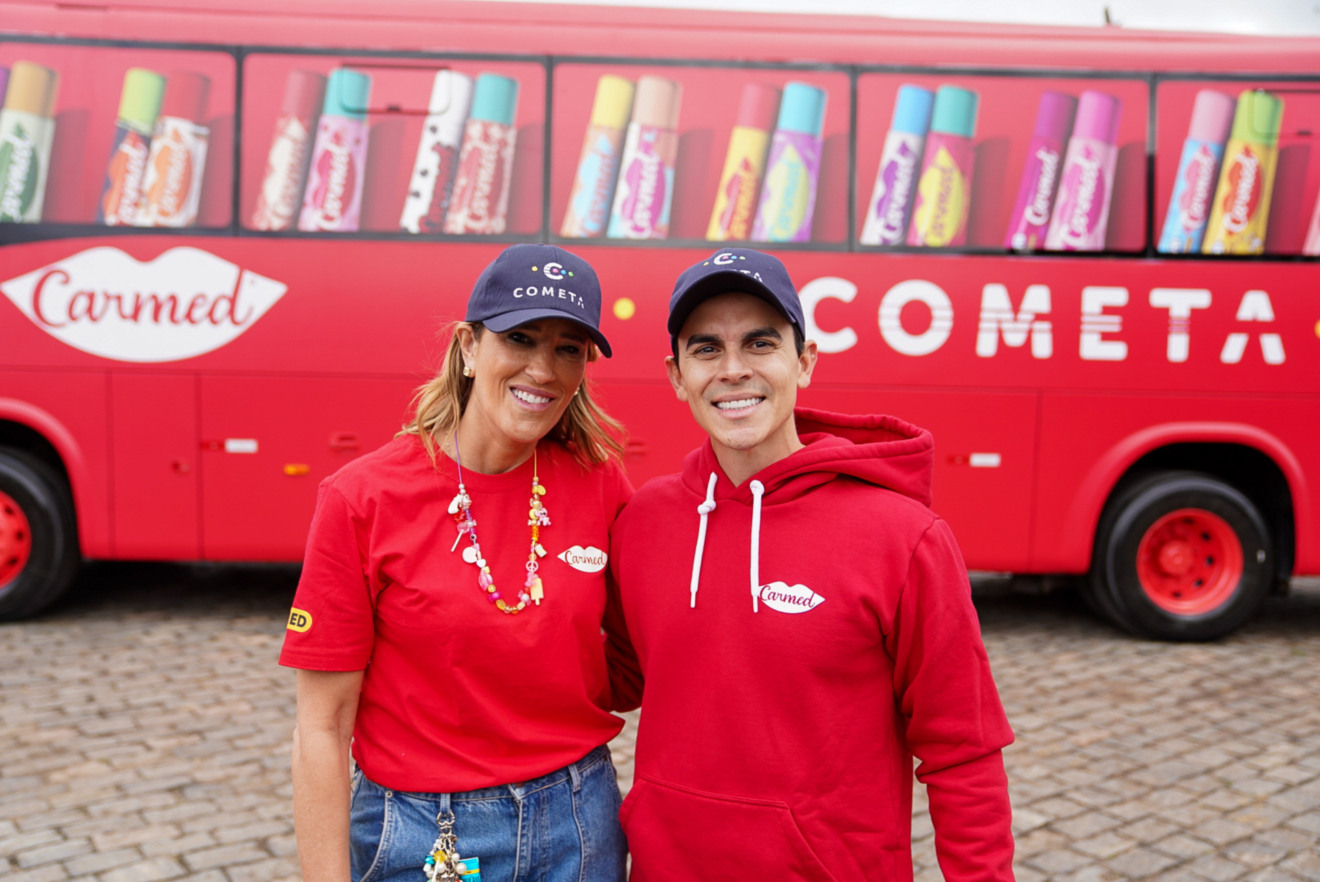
[758,581,826,614]
[557,545,607,574]
[1,246,287,362]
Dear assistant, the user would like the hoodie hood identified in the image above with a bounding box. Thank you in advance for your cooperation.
[681,406,934,507]
[677,407,934,612]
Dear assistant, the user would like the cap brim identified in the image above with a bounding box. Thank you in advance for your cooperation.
[481,307,612,358]
[668,270,790,336]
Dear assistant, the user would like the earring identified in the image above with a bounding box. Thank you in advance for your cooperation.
[463,365,475,378]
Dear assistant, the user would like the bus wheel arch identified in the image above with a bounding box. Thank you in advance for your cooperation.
[0,447,81,620]
[1088,469,1273,641]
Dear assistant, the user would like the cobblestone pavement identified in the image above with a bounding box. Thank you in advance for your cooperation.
[2,564,1317,881]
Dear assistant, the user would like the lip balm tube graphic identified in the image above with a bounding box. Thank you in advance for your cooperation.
[707,82,779,241]
[561,74,635,238]
[444,73,519,235]
[1004,90,1077,251]
[860,84,933,246]
[298,68,371,233]
[607,75,681,240]
[1304,190,1320,257]
[98,68,165,226]
[1157,90,1234,254]
[400,70,474,234]
[1044,90,1121,252]
[252,71,325,232]
[136,72,210,228]
[0,61,59,223]
[1202,90,1283,256]
[752,81,826,243]
[907,85,977,248]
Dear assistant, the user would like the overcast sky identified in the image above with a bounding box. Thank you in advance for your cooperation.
[493,0,1320,35]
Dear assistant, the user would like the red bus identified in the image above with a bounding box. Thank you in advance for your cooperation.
[1,0,1317,639]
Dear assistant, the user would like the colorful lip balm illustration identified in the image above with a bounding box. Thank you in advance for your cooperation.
[1202,90,1283,256]
[298,67,372,233]
[907,85,977,248]
[98,68,165,226]
[444,73,519,236]
[860,84,933,247]
[137,71,211,228]
[561,74,634,238]
[1004,90,1076,251]
[752,81,826,243]
[252,71,325,232]
[607,75,681,240]
[1045,89,1121,252]
[1305,189,1320,257]
[707,82,779,241]
[1157,89,1234,254]
[401,70,474,235]
[0,61,60,224]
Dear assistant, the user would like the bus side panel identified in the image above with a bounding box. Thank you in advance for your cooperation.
[806,387,1038,572]
[197,375,417,561]
[1034,393,1320,574]
[109,373,199,560]
[0,370,112,558]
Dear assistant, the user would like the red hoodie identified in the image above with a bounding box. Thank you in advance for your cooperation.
[608,408,1015,882]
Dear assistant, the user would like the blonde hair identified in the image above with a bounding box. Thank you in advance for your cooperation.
[400,322,625,468]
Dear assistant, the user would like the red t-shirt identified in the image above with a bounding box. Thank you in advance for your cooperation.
[279,434,633,792]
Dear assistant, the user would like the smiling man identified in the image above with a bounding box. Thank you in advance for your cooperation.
[607,248,1016,882]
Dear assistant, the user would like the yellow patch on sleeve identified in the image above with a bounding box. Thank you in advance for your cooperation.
[286,608,313,632]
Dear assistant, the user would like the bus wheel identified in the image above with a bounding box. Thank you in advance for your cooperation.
[0,450,80,620]
[1090,471,1271,641]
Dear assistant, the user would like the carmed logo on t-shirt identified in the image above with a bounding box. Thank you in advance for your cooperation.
[558,545,607,574]
[1,246,287,362]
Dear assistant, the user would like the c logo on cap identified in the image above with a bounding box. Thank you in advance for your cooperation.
[543,262,565,281]
[713,253,736,266]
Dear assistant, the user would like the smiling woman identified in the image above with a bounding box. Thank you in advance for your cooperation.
[277,243,635,882]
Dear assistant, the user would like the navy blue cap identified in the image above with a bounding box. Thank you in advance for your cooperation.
[465,244,611,357]
[667,248,805,342]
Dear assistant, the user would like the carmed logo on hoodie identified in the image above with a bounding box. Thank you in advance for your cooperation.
[758,581,826,614]
[1,246,287,362]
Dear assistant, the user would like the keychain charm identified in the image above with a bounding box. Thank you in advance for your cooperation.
[424,811,482,881]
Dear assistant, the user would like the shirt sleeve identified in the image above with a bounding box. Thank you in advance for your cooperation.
[278,481,376,672]
[604,465,643,712]
[887,516,1016,882]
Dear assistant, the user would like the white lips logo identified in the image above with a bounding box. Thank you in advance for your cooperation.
[558,545,607,574]
[758,581,825,614]
[1,246,288,363]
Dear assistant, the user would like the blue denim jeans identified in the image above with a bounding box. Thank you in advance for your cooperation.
[349,745,626,882]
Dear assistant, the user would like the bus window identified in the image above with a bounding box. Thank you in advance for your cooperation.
[1153,79,1320,257]
[855,72,1149,254]
[239,53,546,238]
[550,61,851,247]
[0,40,235,231]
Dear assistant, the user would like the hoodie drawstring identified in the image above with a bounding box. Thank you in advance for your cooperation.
[689,473,719,608]
[749,480,764,613]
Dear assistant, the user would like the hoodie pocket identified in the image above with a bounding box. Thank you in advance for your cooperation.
[621,776,841,882]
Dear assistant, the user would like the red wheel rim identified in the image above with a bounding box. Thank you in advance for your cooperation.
[1135,507,1243,615]
[0,489,33,588]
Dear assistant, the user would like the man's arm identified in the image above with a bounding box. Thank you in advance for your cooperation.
[889,518,1016,881]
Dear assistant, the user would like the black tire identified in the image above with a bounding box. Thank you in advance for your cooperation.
[1089,471,1272,641]
[0,449,81,620]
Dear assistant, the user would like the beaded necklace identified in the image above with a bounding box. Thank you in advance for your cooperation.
[447,433,550,615]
